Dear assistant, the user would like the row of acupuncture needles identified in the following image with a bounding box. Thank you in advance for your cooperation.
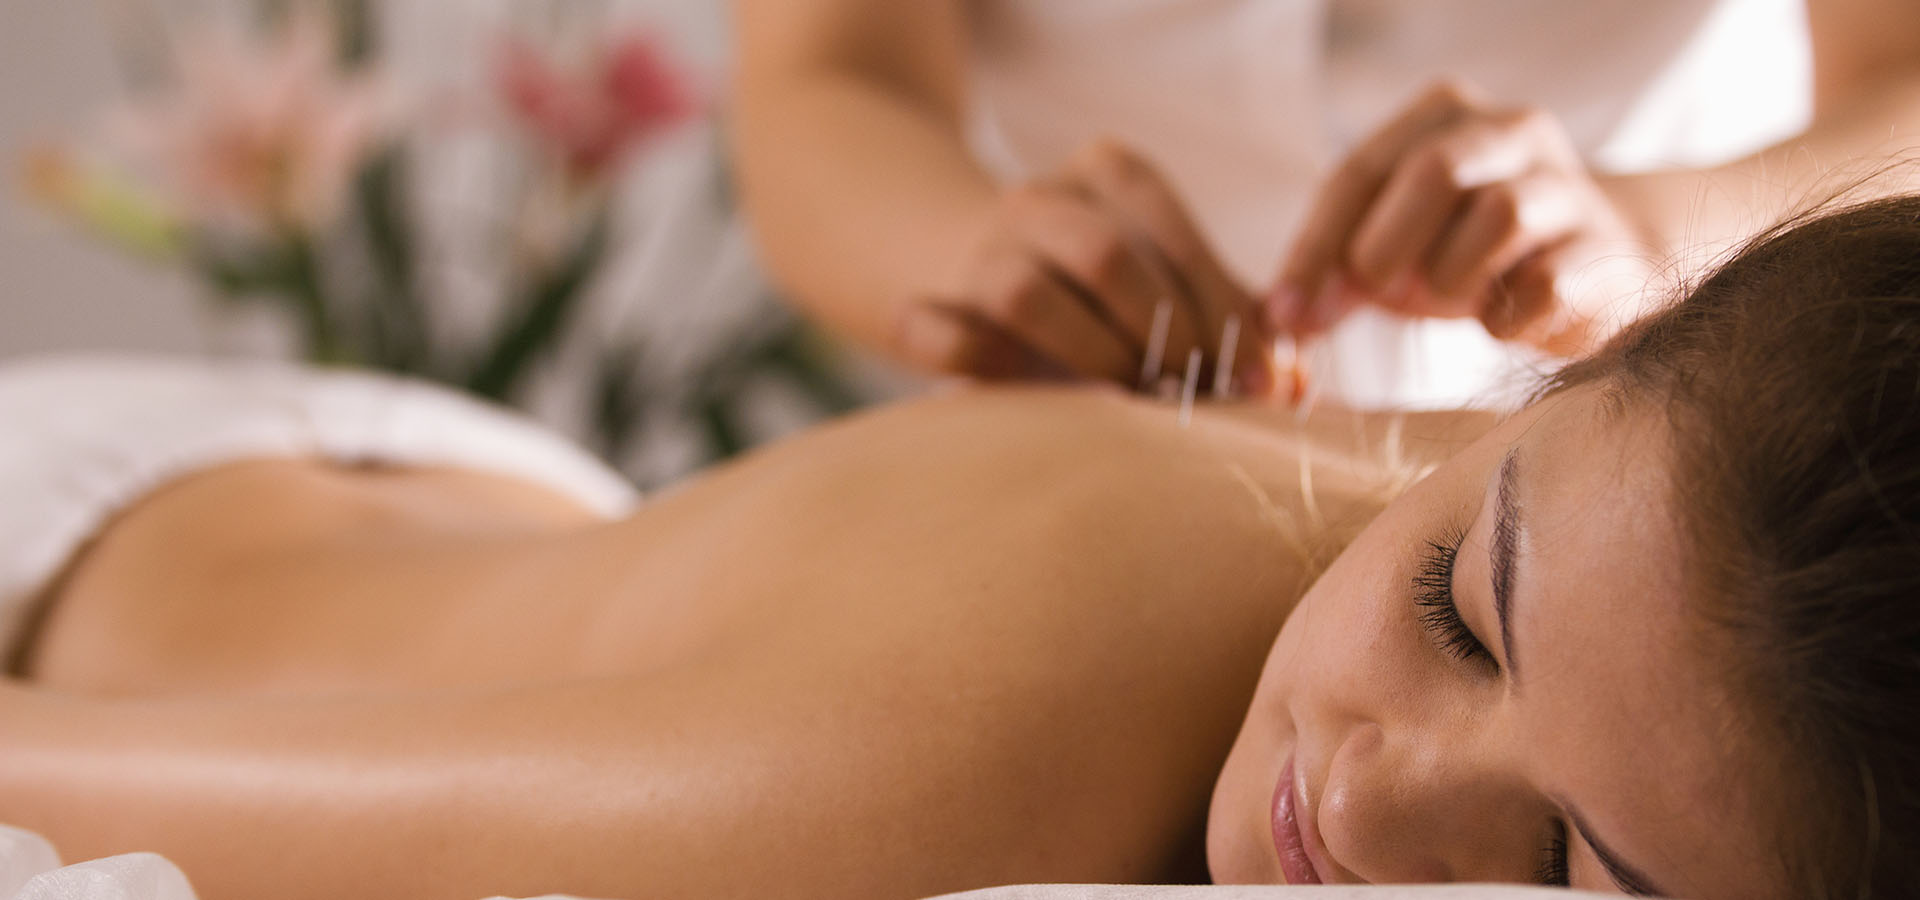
[1138,298,1314,428]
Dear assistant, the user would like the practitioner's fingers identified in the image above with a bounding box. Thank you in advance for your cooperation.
[1419,170,1586,318]
[1345,108,1549,298]
[979,238,1145,382]
[997,180,1202,381]
[894,300,1061,381]
[1478,242,1569,345]
[1479,240,1614,356]
[1068,138,1276,396]
[1270,76,1653,358]
[1269,79,1481,335]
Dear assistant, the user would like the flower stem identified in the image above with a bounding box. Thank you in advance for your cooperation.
[283,234,345,364]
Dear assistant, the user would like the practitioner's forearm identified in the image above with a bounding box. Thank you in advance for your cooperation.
[1603,78,1920,266]
[733,73,996,352]
[1602,31,1920,262]
[730,1,999,356]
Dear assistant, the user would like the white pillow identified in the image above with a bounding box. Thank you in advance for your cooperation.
[0,826,59,897]
[927,886,1610,900]
[11,854,195,900]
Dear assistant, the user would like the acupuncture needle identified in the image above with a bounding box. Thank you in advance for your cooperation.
[1212,313,1241,400]
[1292,338,1322,424]
[1178,348,1202,428]
[1139,297,1174,393]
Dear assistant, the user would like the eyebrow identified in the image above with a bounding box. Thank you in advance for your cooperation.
[1512,461,1674,900]
[1560,802,1670,897]
[1490,449,1522,679]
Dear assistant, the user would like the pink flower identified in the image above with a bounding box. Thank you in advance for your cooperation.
[114,12,390,234]
[497,32,695,183]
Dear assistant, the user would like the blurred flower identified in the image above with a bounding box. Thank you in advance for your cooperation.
[497,32,695,183]
[21,144,182,258]
[113,12,391,234]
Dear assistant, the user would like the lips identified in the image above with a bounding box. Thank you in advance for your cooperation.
[1270,754,1323,884]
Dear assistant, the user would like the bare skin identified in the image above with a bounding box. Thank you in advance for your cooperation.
[0,388,1490,900]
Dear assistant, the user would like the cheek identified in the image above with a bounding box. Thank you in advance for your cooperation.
[1237,478,1450,728]
[1271,526,1430,706]
[1207,514,1434,879]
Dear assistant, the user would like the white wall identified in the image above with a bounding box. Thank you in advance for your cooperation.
[0,0,209,359]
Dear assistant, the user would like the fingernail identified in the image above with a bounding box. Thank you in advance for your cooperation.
[1304,278,1350,334]
[1383,272,1417,309]
[1264,285,1303,333]
[1238,361,1273,397]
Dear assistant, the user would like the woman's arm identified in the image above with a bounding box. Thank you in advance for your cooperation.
[1,662,1206,900]
[729,0,994,354]
[728,3,1275,389]
[1603,0,1920,257]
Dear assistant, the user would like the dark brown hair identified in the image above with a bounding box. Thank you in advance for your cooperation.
[1547,194,1920,899]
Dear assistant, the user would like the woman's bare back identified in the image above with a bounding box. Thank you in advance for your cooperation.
[6,387,1488,900]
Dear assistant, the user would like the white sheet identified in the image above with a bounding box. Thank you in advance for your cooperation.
[0,824,1617,900]
[927,886,1609,900]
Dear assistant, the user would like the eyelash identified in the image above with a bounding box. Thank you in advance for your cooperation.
[1410,529,1495,667]
[1537,825,1571,887]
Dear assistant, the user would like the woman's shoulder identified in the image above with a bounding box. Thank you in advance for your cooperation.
[721,385,1492,604]
[815,385,1495,522]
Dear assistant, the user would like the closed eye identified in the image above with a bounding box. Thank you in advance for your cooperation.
[1411,530,1496,668]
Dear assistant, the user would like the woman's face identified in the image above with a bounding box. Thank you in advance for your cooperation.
[1209,385,1787,897]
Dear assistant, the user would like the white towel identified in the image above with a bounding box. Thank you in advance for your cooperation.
[0,354,640,660]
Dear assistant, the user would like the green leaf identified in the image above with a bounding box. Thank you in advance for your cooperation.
[591,340,649,463]
[354,148,431,372]
[696,396,745,462]
[465,205,614,401]
[193,240,297,298]
[192,233,348,364]
[281,234,348,364]
[334,0,376,67]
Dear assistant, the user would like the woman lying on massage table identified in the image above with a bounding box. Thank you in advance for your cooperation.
[4,197,1919,900]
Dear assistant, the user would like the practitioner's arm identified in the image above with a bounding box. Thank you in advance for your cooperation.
[729,0,992,356]
[729,1,1273,389]
[1606,0,1920,256]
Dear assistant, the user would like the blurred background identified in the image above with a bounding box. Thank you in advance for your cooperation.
[0,0,1833,490]
[1,0,884,489]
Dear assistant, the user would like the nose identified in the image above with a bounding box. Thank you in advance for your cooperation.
[1315,722,1546,884]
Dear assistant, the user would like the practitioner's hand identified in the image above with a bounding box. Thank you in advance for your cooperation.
[896,139,1277,395]
[1267,80,1656,354]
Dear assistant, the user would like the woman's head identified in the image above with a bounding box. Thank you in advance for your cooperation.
[1209,195,1920,897]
